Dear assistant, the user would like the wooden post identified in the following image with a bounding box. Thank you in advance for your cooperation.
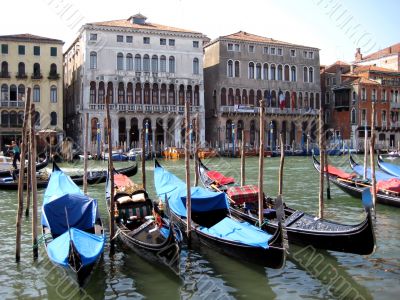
[83,112,89,194]
[105,96,115,247]
[240,138,245,186]
[25,137,31,217]
[194,115,199,187]
[324,149,331,199]
[363,125,368,180]
[318,108,325,219]
[16,87,31,262]
[278,133,285,195]
[30,104,38,259]
[370,102,377,215]
[141,129,146,190]
[258,99,265,227]
[185,99,192,239]
[306,135,309,155]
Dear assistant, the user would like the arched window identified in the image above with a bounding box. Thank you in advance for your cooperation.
[143,54,150,72]
[351,108,356,124]
[193,58,199,75]
[126,53,133,70]
[1,84,8,100]
[225,120,232,141]
[50,112,57,126]
[160,84,167,104]
[256,63,262,79]
[303,67,308,82]
[270,64,276,80]
[160,55,166,72]
[50,63,57,76]
[17,112,23,127]
[135,54,141,71]
[277,65,283,80]
[352,91,357,101]
[234,61,240,77]
[18,62,25,77]
[221,88,227,106]
[169,56,175,73]
[98,81,105,104]
[309,67,314,83]
[228,88,234,106]
[18,84,25,101]
[127,82,133,103]
[117,52,124,70]
[1,61,8,76]
[50,85,57,102]
[33,63,41,77]
[10,85,17,101]
[227,60,233,77]
[90,81,96,104]
[263,63,268,80]
[90,51,97,69]
[249,89,255,105]
[10,111,17,127]
[107,82,113,103]
[248,62,254,79]
[151,55,158,72]
[1,111,9,127]
[33,85,40,102]
[118,82,125,103]
[284,65,290,81]
[291,66,296,81]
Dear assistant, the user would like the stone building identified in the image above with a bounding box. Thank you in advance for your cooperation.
[203,31,321,151]
[354,44,400,71]
[0,34,64,151]
[64,14,207,152]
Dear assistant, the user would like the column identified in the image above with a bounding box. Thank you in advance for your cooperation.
[141,83,144,105]
[163,125,168,148]
[152,125,156,155]
[126,127,130,150]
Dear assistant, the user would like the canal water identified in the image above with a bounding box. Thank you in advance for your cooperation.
[0,156,399,299]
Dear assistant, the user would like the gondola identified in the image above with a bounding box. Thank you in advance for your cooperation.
[106,169,181,271]
[0,162,137,190]
[349,154,398,181]
[154,160,285,269]
[313,155,400,207]
[41,162,105,286]
[199,157,376,255]
[377,155,400,177]
[0,155,49,177]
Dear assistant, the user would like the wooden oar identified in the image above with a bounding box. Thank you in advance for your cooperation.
[210,183,235,204]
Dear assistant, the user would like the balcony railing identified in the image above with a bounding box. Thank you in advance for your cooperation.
[220,106,319,116]
[0,72,10,78]
[31,73,43,80]
[16,73,27,79]
[1,100,25,108]
[87,103,200,113]
[48,72,60,80]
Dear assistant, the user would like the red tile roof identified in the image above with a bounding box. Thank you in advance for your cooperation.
[352,65,398,74]
[0,33,63,44]
[324,60,350,73]
[361,43,400,61]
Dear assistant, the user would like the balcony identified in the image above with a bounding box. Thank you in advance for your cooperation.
[0,100,25,108]
[31,73,43,80]
[86,103,200,114]
[0,72,10,78]
[220,105,319,116]
[16,73,28,79]
[48,72,60,80]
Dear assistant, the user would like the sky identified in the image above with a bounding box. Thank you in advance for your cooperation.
[2,0,399,65]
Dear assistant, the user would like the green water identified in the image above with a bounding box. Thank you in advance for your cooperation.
[0,156,399,299]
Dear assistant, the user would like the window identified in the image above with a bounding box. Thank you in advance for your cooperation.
[290,49,296,57]
[332,77,336,85]
[33,46,40,56]
[193,58,199,75]
[256,63,261,79]
[18,45,25,55]
[382,110,387,126]
[160,38,166,45]
[90,51,97,69]
[325,92,330,104]
[303,67,308,82]
[372,89,376,101]
[308,52,314,59]
[10,85,17,101]
[248,62,254,79]
[117,53,123,70]
[50,86,57,103]
[361,109,367,124]
[227,43,233,51]
[352,91,357,102]
[248,45,255,53]
[151,55,158,72]
[304,51,308,57]
[308,67,314,83]
[168,39,175,46]
[351,108,356,124]
[263,63,268,80]
[291,66,296,81]
[270,47,276,55]
[18,84,24,100]
[234,61,240,78]
[263,47,268,54]
[126,53,133,70]
[50,47,57,56]
[90,81,96,103]
[169,56,175,73]
[143,37,150,44]
[50,112,57,126]
[234,44,240,51]
[160,55,166,72]
[361,88,366,100]
[33,85,40,102]
[1,84,8,100]
[382,90,387,101]
[227,60,233,77]
[117,35,123,42]
[126,36,133,43]
[90,33,97,41]
[270,64,276,80]
[33,63,41,77]
[277,65,283,80]
[135,55,141,71]
[193,41,199,48]
[143,54,150,72]
[277,48,282,55]
[18,62,25,76]
[1,44,8,54]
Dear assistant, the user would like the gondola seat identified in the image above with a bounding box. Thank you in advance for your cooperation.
[115,193,152,222]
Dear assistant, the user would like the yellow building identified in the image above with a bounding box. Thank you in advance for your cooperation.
[0,34,64,152]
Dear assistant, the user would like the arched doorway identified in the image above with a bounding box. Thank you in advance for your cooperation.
[130,118,139,148]
[118,117,126,146]
[156,118,164,151]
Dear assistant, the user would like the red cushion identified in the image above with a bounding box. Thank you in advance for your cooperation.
[376,178,400,193]
[206,170,235,185]
[227,185,259,204]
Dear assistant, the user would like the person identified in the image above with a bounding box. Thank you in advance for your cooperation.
[7,141,20,169]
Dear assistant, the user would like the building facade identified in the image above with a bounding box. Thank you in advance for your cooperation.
[354,44,400,71]
[203,31,321,151]
[0,34,64,152]
[64,14,207,152]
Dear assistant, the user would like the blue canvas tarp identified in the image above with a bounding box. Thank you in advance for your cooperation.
[47,227,105,267]
[378,159,400,177]
[200,217,272,249]
[352,164,397,181]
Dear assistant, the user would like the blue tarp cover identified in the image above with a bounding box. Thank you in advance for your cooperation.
[378,160,400,177]
[154,164,228,217]
[352,164,397,181]
[47,227,105,267]
[200,217,272,249]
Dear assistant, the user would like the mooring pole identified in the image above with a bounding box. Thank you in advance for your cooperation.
[370,102,377,217]
[194,114,199,187]
[278,133,285,196]
[83,112,89,194]
[141,129,146,190]
[30,104,38,259]
[363,123,368,180]
[16,88,31,262]
[258,99,265,227]
[240,138,245,186]
[25,139,31,217]
[185,98,192,240]
[324,148,331,199]
[318,108,325,219]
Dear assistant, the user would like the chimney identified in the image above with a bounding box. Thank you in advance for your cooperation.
[355,48,362,62]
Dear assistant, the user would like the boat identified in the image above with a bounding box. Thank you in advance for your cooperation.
[106,169,181,270]
[313,155,400,207]
[197,148,218,159]
[349,154,398,181]
[41,163,105,286]
[163,147,185,159]
[154,160,285,269]
[198,157,376,255]
[0,155,49,177]
[377,155,400,177]
[0,162,137,190]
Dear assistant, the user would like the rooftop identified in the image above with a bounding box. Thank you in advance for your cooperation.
[0,33,64,44]
[361,43,400,61]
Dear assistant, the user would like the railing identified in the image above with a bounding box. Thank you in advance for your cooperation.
[87,103,199,113]
[220,106,319,115]
[16,73,27,79]
[0,72,10,78]
[0,100,25,107]
[48,73,60,80]
[31,73,43,80]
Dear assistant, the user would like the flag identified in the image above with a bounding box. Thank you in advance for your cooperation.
[279,89,285,110]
